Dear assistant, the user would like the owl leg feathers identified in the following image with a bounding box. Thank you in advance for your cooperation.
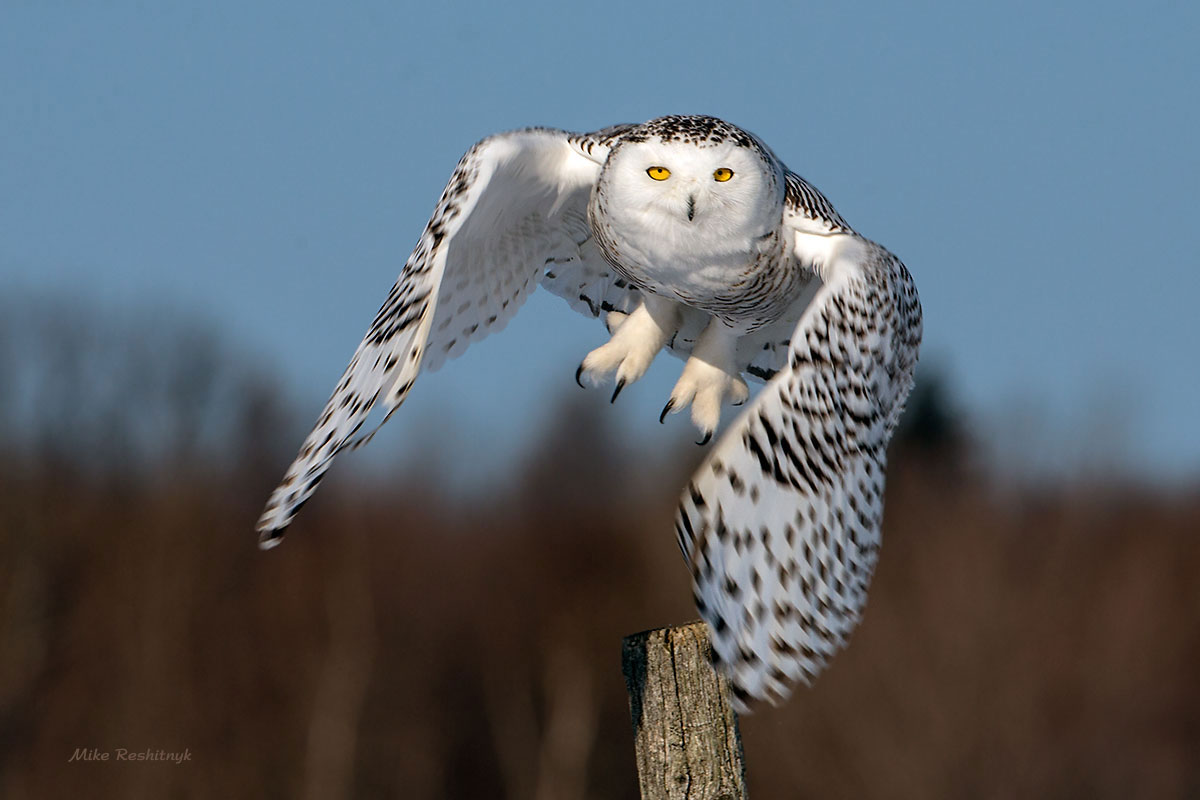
[576,293,680,402]
[661,317,749,443]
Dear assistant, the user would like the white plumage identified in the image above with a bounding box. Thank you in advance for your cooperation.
[257,115,922,709]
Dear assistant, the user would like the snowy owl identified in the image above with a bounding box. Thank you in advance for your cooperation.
[257,115,922,708]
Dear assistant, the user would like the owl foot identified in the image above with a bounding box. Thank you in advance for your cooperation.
[662,356,749,442]
[576,295,680,399]
[660,319,748,442]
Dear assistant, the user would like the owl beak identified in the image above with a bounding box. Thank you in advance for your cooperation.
[686,194,696,222]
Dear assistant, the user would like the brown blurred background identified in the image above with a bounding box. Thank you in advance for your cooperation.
[1,299,1198,799]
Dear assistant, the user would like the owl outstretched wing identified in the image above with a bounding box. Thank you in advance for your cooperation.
[675,214,922,709]
[256,125,639,545]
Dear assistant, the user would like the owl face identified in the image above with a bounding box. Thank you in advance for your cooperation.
[600,136,784,242]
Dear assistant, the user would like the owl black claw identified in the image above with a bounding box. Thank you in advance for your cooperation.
[660,400,675,424]
[611,379,626,404]
[696,431,712,446]
[575,364,585,388]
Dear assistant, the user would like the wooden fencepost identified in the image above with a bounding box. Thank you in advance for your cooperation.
[621,621,748,799]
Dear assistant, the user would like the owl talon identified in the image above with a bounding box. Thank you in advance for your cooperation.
[611,379,626,404]
[575,363,586,388]
[660,399,675,424]
[696,430,712,446]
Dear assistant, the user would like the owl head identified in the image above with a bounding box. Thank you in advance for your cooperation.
[597,116,785,242]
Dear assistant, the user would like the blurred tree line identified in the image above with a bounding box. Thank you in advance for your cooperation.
[1,297,1198,799]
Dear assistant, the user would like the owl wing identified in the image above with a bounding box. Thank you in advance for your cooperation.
[256,125,640,545]
[675,212,922,708]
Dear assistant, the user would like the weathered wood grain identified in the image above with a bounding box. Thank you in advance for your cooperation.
[621,621,747,800]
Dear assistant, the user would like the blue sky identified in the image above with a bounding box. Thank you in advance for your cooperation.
[2,0,1197,482]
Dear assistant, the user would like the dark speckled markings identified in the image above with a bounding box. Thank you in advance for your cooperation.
[674,242,921,709]
[621,114,762,153]
[784,171,851,233]
[566,123,639,157]
[257,123,656,541]
[255,115,922,713]
[256,137,487,543]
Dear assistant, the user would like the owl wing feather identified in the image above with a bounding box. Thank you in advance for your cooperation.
[256,126,636,544]
[676,189,922,708]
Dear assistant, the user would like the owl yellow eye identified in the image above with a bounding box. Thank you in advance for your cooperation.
[646,166,671,181]
[713,167,734,182]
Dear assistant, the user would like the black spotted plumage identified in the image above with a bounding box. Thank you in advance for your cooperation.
[621,114,763,153]
[676,243,920,709]
[256,116,922,713]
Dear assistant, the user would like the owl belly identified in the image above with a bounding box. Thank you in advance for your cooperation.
[594,215,801,333]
